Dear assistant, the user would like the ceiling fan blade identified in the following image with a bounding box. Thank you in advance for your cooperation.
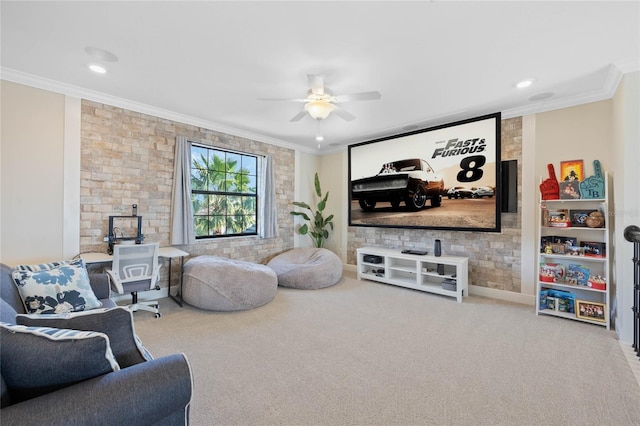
[334,91,382,102]
[332,106,356,121]
[289,110,308,122]
[307,74,325,95]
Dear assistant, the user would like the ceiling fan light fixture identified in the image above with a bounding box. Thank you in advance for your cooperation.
[88,63,107,74]
[516,78,535,89]
[305,100,335,120]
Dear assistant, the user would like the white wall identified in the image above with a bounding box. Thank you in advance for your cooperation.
[294,150,347,258]
[612,71,640,344]
[318,150,347,261]
[534,100,613,180]
[1,81,66,265]
[293,150,321,248]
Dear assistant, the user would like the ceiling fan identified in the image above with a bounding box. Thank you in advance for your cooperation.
[261,74,382,122]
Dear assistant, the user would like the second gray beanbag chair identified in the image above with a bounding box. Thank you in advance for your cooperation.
[267,248,342,289]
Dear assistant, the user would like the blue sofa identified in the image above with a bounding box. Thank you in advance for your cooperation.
[0,262,193,425]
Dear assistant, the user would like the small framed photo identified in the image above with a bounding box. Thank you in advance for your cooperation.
[576,300,606,322]
[570,209,596,227]
[581,241,606,258]
[559,181,581,199]
[560,160,584,182]
[547,209,570,227]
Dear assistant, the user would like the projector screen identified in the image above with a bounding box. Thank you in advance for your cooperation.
[348,112,501,232]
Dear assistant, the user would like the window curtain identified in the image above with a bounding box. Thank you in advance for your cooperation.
[170,136,196,245]
[259,155,278,238]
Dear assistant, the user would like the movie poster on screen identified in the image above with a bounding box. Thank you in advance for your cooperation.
[348,112,501,232]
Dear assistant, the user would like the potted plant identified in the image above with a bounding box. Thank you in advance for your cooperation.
[290,172,334,248]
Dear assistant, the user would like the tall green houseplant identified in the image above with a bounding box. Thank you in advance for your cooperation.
[290,172,334,248]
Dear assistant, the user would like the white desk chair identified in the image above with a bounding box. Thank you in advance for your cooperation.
[107,243,162,318]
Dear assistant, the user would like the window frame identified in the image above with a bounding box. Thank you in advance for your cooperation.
[190,143,259,239]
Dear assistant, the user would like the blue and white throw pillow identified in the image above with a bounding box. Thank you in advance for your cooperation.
[12,258,103,314]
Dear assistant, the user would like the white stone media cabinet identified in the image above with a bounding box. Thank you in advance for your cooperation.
[356,247,469,302]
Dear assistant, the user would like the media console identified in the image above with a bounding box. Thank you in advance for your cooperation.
[356,247,469,303]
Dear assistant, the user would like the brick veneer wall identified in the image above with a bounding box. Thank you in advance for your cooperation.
[80,100,294,284]
[346,117,523,293]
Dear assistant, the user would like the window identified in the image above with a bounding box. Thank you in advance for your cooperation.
[190,145,258,238]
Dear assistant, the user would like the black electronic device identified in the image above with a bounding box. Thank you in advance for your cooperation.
[434,239,442,257]
[363,255,383,264]
[501,159,518,213]
[401,249,428,256]
[107,215,144,255]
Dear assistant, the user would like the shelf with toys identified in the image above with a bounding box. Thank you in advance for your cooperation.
[537,160,611,329]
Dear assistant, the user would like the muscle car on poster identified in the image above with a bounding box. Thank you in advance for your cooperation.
[351,158,444,211]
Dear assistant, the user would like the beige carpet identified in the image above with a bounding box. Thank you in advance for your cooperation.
[134,270,640,426]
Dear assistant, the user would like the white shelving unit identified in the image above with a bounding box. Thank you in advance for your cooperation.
[356,246,468,302]
[536,173,612,329]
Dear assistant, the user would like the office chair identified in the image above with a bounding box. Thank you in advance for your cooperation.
[107,243,162,318]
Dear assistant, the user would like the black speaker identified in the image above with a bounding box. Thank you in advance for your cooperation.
[501,160,517,213]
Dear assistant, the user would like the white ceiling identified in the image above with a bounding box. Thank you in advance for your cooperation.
[2,1,639,153]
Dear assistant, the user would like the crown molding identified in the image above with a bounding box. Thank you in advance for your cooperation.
[503,62,636,119]
[0,67,321,155]
[4,62,637,155]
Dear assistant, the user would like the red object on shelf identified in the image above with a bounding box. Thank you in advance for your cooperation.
[540,164,560,200]
[548,221,571,228]
[540,263,564,283]
[588,280,606,291]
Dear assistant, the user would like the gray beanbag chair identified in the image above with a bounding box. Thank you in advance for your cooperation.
[267,248,343,289]
[182,255,277,311]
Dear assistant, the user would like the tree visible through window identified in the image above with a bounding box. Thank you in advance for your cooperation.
[190,145,258,238]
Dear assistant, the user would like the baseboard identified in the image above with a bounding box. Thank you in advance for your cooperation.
[469,284,535,306]
[343,263,357,273]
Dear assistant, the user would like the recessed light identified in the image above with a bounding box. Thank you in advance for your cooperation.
[315,135,324,142]
[516,79,535,89]
[88,64,107,74]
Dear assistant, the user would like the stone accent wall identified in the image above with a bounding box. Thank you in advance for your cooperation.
[347,117,523,293]
[80,101,294,284]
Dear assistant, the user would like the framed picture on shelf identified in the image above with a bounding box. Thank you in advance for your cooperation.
[559,181,581,199]
[560,159,584,182]
[570,209,596,227]
[581,241,606,258]
[547,209,570,227]
[576,300,606,322]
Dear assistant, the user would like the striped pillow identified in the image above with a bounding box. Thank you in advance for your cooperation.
[0,322,119,403]
[15,260,72,272]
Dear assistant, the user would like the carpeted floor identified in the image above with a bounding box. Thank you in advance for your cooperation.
[134,270,640,426]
